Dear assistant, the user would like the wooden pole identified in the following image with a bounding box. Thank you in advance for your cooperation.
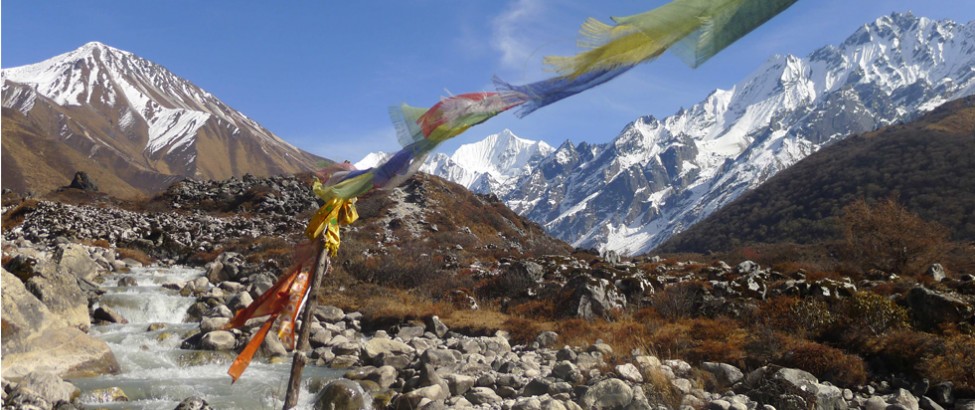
[282,242,330,409]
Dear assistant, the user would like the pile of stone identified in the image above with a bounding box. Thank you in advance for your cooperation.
[4,200,298,259]
[163,173,319,217]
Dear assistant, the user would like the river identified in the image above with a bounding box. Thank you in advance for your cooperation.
[70,266,344,409]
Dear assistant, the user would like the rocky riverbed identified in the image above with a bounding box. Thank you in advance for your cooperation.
[4,236,974,410]
[3,175,974,409]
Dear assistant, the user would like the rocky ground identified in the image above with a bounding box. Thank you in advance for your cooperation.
[3,174,974,409]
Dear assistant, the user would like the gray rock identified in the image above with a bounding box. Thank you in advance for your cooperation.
[925,264,946,282]
[663,359,692,378]
[24,262,91,330]
[889,388,919,410]
[700,362,744,388]
[2,268,119,379]
[315,305,345,323]
[522,378,556,397]
[744,366,846,410]
[616,363,644,383]
[425,315,449,338]
[13,372,80,404]
[55,244,101,281]
[200,331,236,351]
[421,348,462,367]
[174,396,214,410]
[93,306,128,324]
[445,374,475,396]
[261,331,288,358]
[582,378,634,409]
[313,379,367,410]
[558,275,627,320]
[367,365,398,390]
[906,286,973,331]
[536,331,559,349]
[397,325,426,341]
[708,399,732,410]
[552,361,584,384]
[117,276,138,287]
[200,317,230,333]
[466,387,503,405]
[362,338,415,364]
[227,292,253,312]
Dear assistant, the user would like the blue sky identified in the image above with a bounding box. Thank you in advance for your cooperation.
[4,1,975,162]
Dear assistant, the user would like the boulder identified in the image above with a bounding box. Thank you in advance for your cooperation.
[67,171,98,191]
[362,338,415,364]
[700,362,744,388]
[2,269,119,379]
[54,244,101,281]
[10,372,80,404]
[174,396,215,410]
[581,378,634,409]
[315,305,346,323]
[558,275,627,320]
[23,261,91,330]
[743,366,847,410]
[536,331,559,349]
[200,331,237,351]
[905,286,973,331]
[444,374,475,396]
[313,379,368,410]
[466,387,503,406]
[925,264,946,282]
[424,315,449,338]
[616,363,644,383]
[93,307,128,324]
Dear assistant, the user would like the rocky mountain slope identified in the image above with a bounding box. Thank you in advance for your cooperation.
[658,95,975,253]
[1,42,325,198]
[403,13,975,255]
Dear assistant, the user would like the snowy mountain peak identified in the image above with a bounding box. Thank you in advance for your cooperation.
[2,42,299,160]
[2,42,322,193]
[423,13,975,255]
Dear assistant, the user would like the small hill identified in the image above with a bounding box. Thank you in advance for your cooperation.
[658,95,975,254]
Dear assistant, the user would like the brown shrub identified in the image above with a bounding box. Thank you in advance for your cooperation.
[650,318,748,367]
[866,329,943,376]
[920,332,975,394]
[652,281,707,321]
[502,316,547,346]
[839,291,910,338]
[1,198,39,231]
[758,296,837,341]
[507,299,558,320]
[116,247,153,265]
[81,239,112,248]
[778,340,868,387]
[841,198,949,275]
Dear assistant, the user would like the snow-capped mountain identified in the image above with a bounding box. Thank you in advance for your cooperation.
[1,42,324,197]
[400,13,975,255]
[356,129,553,196]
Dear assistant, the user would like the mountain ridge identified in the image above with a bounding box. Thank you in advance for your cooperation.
[2,41,326,198]
[375,12,975,255]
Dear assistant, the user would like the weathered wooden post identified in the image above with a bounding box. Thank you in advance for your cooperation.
[282,241,330,409]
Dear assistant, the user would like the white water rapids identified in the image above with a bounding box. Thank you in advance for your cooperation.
[70,267,344,409]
